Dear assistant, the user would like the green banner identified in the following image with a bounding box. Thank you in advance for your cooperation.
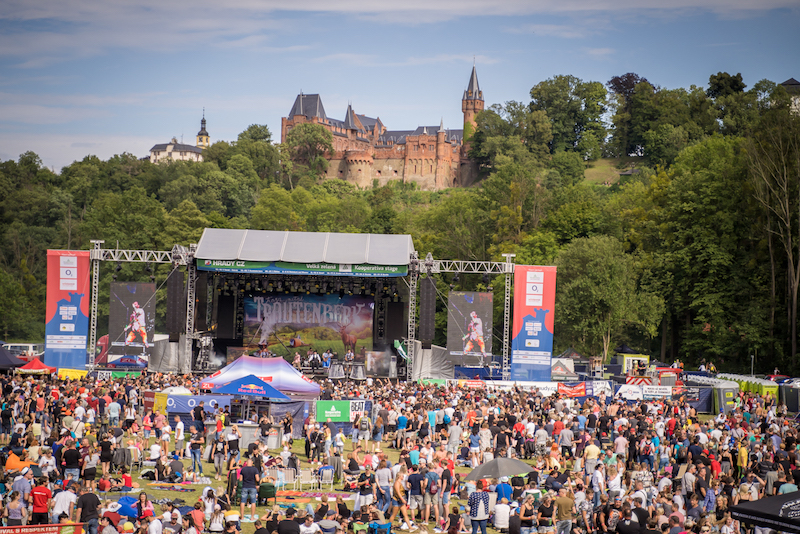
[111,370,142,378]
[197,259,407,278]
[316,400,351,422]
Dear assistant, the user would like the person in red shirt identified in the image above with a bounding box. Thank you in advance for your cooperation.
[709,454,722,479]
[30,477,53,525]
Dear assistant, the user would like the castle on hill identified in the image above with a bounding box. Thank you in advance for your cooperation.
[280,66,485,191]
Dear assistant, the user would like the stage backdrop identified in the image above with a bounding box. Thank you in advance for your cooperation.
[108,282,156,367]
[510,265,557,381]
[447,291,493,366]
[243,294,374,358]
[45,250,91,369]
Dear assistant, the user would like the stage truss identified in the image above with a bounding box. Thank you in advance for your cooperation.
[87,241,516,379]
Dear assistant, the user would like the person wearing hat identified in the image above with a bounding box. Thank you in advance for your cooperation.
[143,510,163,534]
[496,476,513,502]
[30,476,53,525]
[317,509,340,534]
[12,466,34,501]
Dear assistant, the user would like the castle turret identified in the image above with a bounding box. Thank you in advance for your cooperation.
[196,110,210,149]
[462,65,484,145]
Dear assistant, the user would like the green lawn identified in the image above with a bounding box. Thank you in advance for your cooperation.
[584,157,644,185]
[121,437,485,534]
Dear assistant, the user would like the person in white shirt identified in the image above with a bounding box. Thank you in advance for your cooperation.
[51,483,77,523]
[150,443,162,461]
[146,512,163,534]
[493,498,510,530]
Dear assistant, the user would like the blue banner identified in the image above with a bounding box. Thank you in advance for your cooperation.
[166,394,232,413]
[44,250,91,369]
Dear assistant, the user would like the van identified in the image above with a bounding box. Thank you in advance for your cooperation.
[2,343,44,362]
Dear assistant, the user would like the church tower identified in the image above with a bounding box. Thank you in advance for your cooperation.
[196,111,210,149]
[462,65,484,144]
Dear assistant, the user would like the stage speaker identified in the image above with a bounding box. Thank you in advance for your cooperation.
[419,277,436,347]
[386,301,406,342]
[167,270,185,342]
[216,294,236,339]
[195,272,208,332]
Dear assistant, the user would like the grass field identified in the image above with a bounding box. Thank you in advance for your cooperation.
[121,436,479,534]
[584,157,644,185]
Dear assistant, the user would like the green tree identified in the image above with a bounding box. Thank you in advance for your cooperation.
[707,72,746,98]
[285,123,334,180]
[555,235,663,360]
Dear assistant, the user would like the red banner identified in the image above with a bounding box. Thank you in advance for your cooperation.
[558,382,586,397]
[510,265,557,381]
[0,523,84,534]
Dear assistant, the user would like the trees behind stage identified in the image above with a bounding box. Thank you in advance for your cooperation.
[1,71,799,374]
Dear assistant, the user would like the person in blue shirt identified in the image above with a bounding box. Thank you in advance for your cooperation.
[495,476,513,502]
[409,448,420,466]
[396,412,408,449]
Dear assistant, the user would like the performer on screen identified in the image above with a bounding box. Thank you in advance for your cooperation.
[463,311,488,364]
[124,301,149,347]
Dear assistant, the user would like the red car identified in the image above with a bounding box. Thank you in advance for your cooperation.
[766,374,790,382]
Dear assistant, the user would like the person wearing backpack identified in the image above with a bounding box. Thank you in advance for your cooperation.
[357,415,372,451]
[422,466,440,526]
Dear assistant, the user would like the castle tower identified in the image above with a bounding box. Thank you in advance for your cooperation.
[196,110,210,149]
[462,65,484,144]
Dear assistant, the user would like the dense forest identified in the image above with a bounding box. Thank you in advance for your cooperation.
[1,72,798,374]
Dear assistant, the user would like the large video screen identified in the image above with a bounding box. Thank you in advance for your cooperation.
[447,291,493,366]
[108,282,156,367]
[243,294,374,358]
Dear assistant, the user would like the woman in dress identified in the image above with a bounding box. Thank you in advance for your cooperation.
[3,492,26,526]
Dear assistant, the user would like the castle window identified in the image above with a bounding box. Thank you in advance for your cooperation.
[414,165,417,173]
[393,170,398,176]
[430,165,433,173]
[339,170,343,176]
[376,170,381,176]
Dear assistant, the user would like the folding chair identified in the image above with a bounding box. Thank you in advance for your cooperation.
[298,469,316,490]
[368,522,392,534]
[282,468,297,490]
[319,467,334,490]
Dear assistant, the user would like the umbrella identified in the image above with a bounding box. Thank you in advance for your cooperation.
[464,458,533,481]
[730,491,800,533]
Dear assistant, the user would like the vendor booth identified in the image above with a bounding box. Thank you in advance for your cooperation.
[731,491,800,533]
[201,356,321,398]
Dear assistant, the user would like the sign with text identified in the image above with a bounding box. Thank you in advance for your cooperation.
[45,250,91,369]
[558,382,586,397]
[198,259,407,277]
[510,265,557,381]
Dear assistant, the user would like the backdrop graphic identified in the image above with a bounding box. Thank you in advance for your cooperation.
[510,265,557,381]
[45,250,91,370]
[447,291,493,366]
[243,294,374,357]
[108,282,156,366]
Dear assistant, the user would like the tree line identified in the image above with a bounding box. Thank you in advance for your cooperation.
[0,71,798,374]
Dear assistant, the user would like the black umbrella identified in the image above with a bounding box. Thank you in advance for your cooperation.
[464,458,533,481]
[730,492,800,533]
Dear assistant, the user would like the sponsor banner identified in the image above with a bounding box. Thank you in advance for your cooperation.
[198,259,407,277]
[316,400,351,422]
[0,522,84,534]
[57,368,88,380]
[615,384,643,400]
[672,386,700,402]
[591,381,614,397]
[643,385,672,400]
[244,294,373,358]
[510,265,557,382]
[558,382,586,397]
[153,393,168,414]
[108,282,156,363]
[446,291,493,365]
[167,395,232,413]
[456,379,486,389]
[45,250,91,369]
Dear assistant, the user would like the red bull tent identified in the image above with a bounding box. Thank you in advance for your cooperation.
[213,374,290,400]
[200,356,320,398]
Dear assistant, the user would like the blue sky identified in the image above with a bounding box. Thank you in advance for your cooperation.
[1,0,798,171]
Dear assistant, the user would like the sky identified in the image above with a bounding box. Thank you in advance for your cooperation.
[1,0,798,172]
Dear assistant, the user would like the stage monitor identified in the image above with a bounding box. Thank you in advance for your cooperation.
[243,294,374,359]
[108,282,155,367]
[447,291,493,366]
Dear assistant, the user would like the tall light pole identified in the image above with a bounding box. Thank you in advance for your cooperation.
[751,353,755,376]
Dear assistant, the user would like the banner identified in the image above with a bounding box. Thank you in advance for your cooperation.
[316,400,352,422]
[244,294,374,358]
[510,265,557,382]
[45,250,91,369]
[57,368,88,380]
[558,382,586,397]
[615,384,644,400]
[107,282,156,367]
[446,291,493,365]
[672,386,701,402]
[198,259,407,277]
[643,385,672,400]
[0,522,84,534]
[166,394,231,413]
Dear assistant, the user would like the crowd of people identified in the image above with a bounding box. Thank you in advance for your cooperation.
[0,370,793,534]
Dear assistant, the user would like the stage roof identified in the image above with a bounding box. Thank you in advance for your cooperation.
[195,229,415,266]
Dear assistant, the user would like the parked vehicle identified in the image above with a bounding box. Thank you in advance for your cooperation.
[2,343,44,362]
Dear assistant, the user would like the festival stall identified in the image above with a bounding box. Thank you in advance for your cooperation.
[0,346,24,371]
[731,491,800,533]
[17,358,56,375]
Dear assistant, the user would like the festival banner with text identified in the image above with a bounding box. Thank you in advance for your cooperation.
[510,265,557,381]
[45,250,91,370]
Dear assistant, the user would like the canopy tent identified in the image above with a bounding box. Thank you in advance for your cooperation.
[200,356,320,398]
[731,492,800,533]
[17,358,56,375]
[195,229,415,266]
[161,386,192,395]
[0,346,25,370]
[213,374,290,400]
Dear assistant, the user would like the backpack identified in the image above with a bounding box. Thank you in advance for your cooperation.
[443,414,451,425]
[360,418,369,431]
[642,442,652,456]
[429,477,439,495]
[677,446,688,461]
